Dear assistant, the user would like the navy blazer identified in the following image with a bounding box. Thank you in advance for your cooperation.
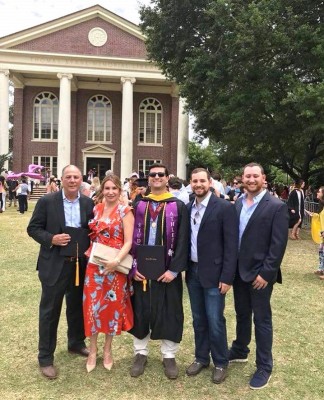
[236,191,289,284]
[27,190,94,286]
[186,194,239,288]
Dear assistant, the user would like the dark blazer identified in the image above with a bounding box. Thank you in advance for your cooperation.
[187,194,239,288]
[236,191,289,284]
[27,190,94,286]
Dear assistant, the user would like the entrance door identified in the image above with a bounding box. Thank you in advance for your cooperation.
[86,158,111,181]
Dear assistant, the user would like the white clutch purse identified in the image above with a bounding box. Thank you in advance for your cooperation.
[89,242,133,274]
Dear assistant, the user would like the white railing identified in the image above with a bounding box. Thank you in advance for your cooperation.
[304,201,319,228]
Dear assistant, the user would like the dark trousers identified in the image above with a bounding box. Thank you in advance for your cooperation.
[231,273,274,373]
[186,263,228,368]
[38,260,86,367]
[18,195,28,212]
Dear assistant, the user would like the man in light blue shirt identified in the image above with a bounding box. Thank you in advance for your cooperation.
[229,163,288,390]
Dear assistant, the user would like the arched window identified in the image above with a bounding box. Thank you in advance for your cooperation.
[33,92,58,140]
[139,98,162,145]
[87,95,112,143]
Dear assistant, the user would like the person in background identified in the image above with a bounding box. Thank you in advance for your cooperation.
[27,165,94,380]
[15,177,29,214]
[228,177,244,203]
[168,176,190,204]
[132,177,149,206]
[305,187,324,279]
[211,173,226,197]
[0,176,5,212]
[80,181,92,198]
[287,179,305,240]
[7,178,18,207]
[90,176,101,197]
[280,185,289,201]
[83,174,134,372]
[46,176,59,194]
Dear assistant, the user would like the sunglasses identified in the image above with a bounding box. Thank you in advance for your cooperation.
[148,172,166,178]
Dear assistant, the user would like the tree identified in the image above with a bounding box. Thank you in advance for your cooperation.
[140,0,324,184]
[188,141,221,175]
[0,152,11,171]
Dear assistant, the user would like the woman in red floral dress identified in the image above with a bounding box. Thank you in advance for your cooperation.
[83,174,134,372]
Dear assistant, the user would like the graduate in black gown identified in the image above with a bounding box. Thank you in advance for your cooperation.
[129,163,189,380]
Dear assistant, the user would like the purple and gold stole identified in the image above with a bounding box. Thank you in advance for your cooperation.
[131,196,178,276]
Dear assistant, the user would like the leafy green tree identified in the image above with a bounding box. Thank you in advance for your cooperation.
[0,152,11,171]
[140,0,324,184]
[188,140,221,175]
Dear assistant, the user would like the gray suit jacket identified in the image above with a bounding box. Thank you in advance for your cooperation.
[236,191,289,284]
[27,190,94,286]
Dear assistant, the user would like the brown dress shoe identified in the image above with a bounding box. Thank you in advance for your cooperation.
[186,361,209,376]
[163,358,179,379]
[212,366,228,384]
[130,354,147,377]
[68,347,89,357]
[40,365,58,379]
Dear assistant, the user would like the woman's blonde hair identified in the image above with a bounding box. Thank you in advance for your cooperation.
[95,174,122,204]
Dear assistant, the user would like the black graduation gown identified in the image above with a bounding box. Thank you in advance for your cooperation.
[129,197,189,343]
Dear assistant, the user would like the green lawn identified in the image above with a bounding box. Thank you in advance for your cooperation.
[0,203,323,400]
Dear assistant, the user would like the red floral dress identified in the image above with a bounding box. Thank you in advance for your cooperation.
[83,203,134,337]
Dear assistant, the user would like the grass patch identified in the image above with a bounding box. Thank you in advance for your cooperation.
[0,203,323,399]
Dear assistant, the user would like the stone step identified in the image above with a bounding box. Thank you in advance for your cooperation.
[29,186,47,201]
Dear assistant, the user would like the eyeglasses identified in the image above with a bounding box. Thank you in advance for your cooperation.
[233,182,238,184]
[193,210,201,225]
[148,172,166,178]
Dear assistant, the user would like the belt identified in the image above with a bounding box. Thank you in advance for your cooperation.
[64,256,77,262]
[191,261,198,266]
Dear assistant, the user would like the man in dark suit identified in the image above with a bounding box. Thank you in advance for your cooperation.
[27,165,94,379]
[185,168,239,384]
[229,162,288,390]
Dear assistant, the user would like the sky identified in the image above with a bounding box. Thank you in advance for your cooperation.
[0,0,152,37]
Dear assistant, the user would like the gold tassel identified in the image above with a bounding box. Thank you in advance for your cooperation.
[143,279,147,292]
[75,242,79,286]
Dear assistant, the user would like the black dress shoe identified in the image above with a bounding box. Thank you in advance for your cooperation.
[40,365,58,379]
[68,347,89,357]
[186,361,209,376]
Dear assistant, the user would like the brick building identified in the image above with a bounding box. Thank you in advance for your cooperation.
[0,5,189,180]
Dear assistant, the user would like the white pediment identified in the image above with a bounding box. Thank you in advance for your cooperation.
[82,144,116,155]
[0,5,144,48]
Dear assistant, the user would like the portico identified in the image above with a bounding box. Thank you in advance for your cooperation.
[0,5,189,179]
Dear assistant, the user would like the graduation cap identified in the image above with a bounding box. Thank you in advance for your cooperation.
[134,177,148,187]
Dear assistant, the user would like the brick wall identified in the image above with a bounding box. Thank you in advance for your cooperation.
[13,87,178,178]
[13,17,147,59]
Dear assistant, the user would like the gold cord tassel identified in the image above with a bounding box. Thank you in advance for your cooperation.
[75,242,79,286]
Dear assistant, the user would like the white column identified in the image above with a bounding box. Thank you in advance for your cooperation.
[176,97,189,179]
[120,77,136,181]
[0,70,10,166]
[57,73,72,177]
